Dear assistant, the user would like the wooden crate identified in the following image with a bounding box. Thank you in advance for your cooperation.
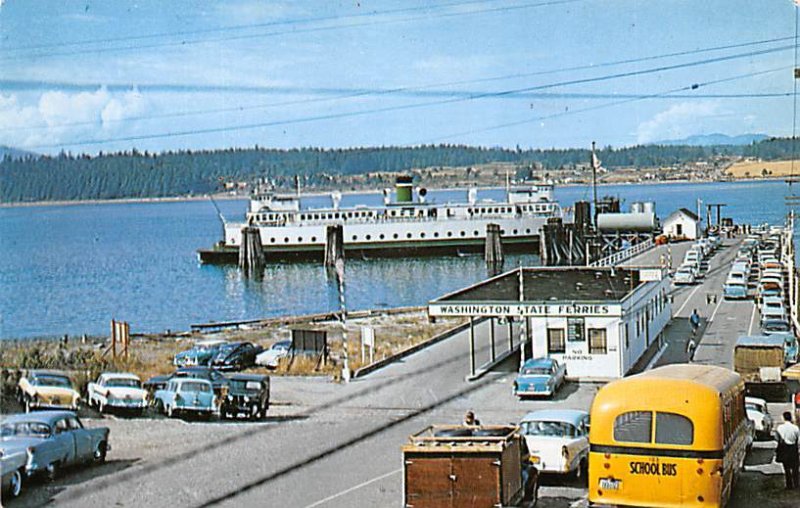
[402,425,524,508]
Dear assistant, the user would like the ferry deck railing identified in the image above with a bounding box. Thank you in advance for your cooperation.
[589,238,655,267]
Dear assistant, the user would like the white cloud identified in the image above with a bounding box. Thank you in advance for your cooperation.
[0,88,151,152]
[636,102,724,144]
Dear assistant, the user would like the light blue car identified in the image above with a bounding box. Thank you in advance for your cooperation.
[173,340,228,367]
[513,358,567,399]
[153,378,215,418]
[723,281,748,300]
[774,332,799,365]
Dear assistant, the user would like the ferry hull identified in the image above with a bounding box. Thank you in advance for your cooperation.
[198,236,541,263]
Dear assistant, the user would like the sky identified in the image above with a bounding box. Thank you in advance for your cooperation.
[0,0,797,155]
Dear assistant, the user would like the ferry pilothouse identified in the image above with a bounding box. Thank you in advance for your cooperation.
[198,176,563,263]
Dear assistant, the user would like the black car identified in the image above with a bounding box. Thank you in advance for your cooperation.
[210,342,262,371]
[220,374,270,420]
[143,367,230,397]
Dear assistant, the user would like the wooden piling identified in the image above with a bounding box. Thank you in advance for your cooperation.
[324,224,345,267]
[485,223,504,275]
[239,226,265,273]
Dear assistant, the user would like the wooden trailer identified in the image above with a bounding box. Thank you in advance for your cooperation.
[402,425,536,508]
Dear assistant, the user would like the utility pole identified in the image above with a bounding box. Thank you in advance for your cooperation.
[335,259,350,382]
[591,141,599,229]
[518,266,527,371]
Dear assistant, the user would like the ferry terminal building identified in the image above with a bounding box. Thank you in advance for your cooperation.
[428,266,672,379]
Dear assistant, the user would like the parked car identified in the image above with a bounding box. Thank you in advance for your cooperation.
[220,374,270,420]
[16,371,80,413]
[762,319,792,335]
[761,304,788,326]
[673,266,696,285]
[513,357,567,398]
[745,396,773,439]
[0,411,109,481]
[153,378,216,418]
[144,366,230,397]
[87,373,149,414]
[210,342,262,371]
[519,409,590,479]
[723,281,748,300]
[255,340,292,369]
[173,339,228,367]
[1,449,27,499]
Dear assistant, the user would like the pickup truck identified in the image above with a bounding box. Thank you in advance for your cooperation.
[0,411,109,481]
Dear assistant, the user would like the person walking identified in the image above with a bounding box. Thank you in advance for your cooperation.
[686,337,697,363]
[689,309,701,336]
[775,411,800,489]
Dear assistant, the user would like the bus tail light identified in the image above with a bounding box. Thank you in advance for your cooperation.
[696,467,704,475]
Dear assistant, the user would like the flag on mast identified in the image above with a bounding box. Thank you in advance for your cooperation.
[591,150,601,171]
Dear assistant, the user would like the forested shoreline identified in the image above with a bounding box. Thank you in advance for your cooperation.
[1,138,794,203]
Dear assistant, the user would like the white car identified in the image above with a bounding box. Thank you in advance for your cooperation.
[745,396,773,439]
[255,340,292,369]
[519,409,590,479]
[673,266,696,285]
[761,301,788,325]
[87,373,149,414]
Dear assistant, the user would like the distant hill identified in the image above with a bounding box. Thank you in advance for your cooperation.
[0,137,795,203]
[655,133,769,146]
[0,145,38,160]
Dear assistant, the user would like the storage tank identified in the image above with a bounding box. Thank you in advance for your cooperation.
[630,202,644,214]
[597,212,657,232]
[642,201,656,214]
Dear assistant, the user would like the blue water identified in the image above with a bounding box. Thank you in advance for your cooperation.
[0,180,794,339]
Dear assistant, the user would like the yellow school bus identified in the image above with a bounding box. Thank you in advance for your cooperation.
[588,364,748,507]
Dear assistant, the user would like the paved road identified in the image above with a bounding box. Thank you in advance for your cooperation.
[10,238,797,508]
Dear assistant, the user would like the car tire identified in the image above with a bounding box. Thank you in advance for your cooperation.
[94,442,108,464]
[573,459,587,484]
[9,468,23,498]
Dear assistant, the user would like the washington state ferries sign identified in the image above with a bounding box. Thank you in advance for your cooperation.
[428,303,622,317]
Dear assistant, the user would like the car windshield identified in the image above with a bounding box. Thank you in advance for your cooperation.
[176,370,208,379]
[1,422,51,438]
[179,381,211,393]
[32,375,72,388]
[677,269,692,275]
[521,367,551,376]
[521,420,577,438]
[217,345,236,354]
[272,342,290,351]
[107,378,141,388]
[230,379,261,392]
[765,321,790,331]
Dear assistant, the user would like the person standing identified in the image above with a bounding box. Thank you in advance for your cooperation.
[689,309,701,335]
[775,412,800,489]
[463,410,481,426]
[686,337,697,362]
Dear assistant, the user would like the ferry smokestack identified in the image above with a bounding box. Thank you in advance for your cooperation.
[395,176,413,203]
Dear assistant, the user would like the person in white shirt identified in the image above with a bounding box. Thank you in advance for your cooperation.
[775,412,800,489]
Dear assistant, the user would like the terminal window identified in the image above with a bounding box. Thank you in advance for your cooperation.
[547,328,566,353]
[589,329,607,354]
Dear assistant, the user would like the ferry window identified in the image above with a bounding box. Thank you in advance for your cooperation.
[473,230,479,236]
[365,235,371,240]
[406,233,412,239]
[420,232,426,238]
[433,232,439,238]
[391,211,397,217]
[270,238,276,243]
[284,237,289,243]
[526,229,531,234]
[460,231,466,237]
[298,237,303,242]
[512,229,517,235]
[379,234,385,240]
[547,328,566,353]
[311,237,317,242]
[352,235,358,241]
[335,213,340,219]
[613,411,652,443]
[588,329,607,354]
[447,231,453,237]
[655,413,693,445]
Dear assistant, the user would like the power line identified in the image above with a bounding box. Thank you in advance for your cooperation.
[2,35,792,134]
[23,44,793,150]
[0,0,584,62]
[408,67,789,145]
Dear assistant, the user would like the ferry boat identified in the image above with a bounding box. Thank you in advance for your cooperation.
[198,176,563,263]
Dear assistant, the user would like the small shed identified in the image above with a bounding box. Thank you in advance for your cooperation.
[663,208,701,240]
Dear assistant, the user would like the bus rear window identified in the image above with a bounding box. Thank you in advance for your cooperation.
[613,411,652,443]
[655,412,694,445]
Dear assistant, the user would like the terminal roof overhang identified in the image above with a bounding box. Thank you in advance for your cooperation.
[431,267,645,306]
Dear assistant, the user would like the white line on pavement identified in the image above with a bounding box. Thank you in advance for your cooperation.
[644,342,669,371]
[303,468,402,508]
[747,303,757,336]
[707,296,724,323]
[675,284,703,316]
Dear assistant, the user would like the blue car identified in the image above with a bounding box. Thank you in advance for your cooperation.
[513,358,567,399]
[153,378,215,418]
[723,281,748,300]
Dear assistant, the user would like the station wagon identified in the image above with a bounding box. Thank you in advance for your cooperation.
[153,378,216,418]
